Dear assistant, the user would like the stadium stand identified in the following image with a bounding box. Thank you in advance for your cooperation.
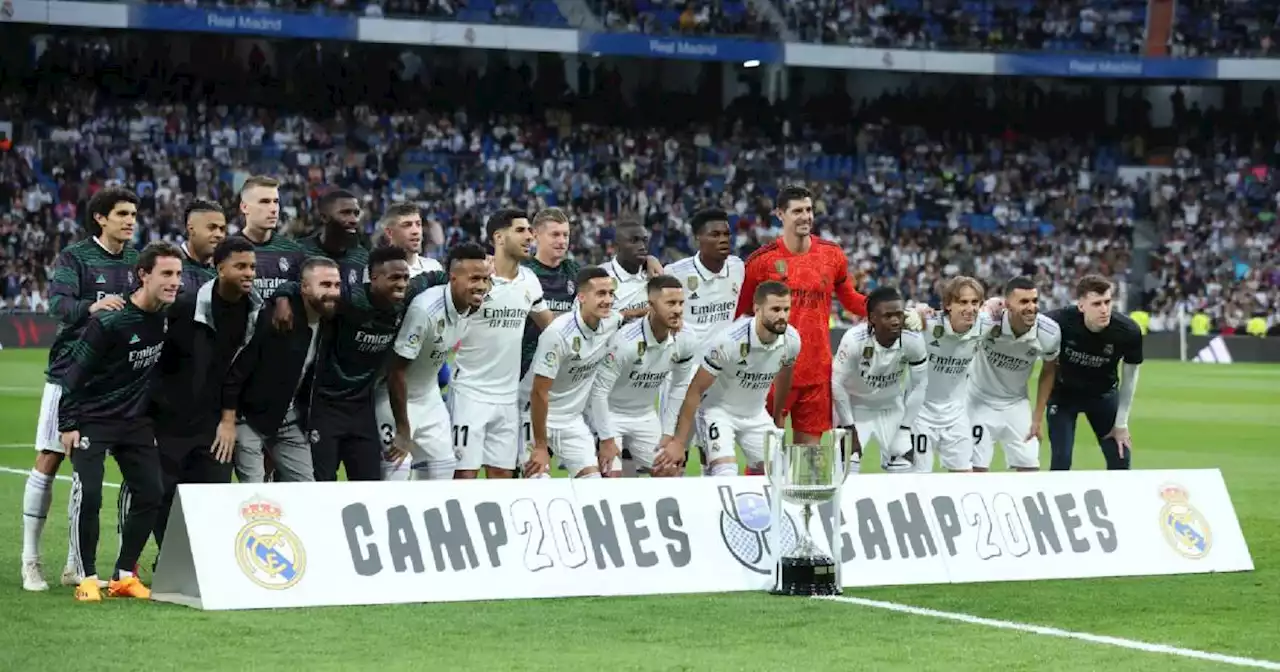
[0,31,1275,334]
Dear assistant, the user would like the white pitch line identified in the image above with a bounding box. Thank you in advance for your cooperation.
[0,465,120,489]
[815,595,1280,670]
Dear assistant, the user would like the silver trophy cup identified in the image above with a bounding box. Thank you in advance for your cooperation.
[763,428,852,596]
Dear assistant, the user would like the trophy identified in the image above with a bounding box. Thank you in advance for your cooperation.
[764,428,852,596]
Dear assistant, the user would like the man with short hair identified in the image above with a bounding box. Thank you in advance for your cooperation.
[61,241,183,602]
[377,202,447,480]
[656,282,802,477]
[832,287,929,473]
[736,186,869,449]
[524,267,624,479]
[299,189,370,293]
[969,277,1061,472]
[234,175,304,297]
[275,246,430,482]
[178,199,227,295]
[589,275,697,477]
[223,258,342,483]
[1045,274,1144,471]
[664,208,744,473]
[379,243,489,481]
[380,202,443,277]
[911,276,985,473]
[22,187,140,592]
[604,219,658,322]
[150,237,262,549]
[453,209,553,479]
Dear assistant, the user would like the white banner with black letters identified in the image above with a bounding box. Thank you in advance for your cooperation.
[151,469,1252,610]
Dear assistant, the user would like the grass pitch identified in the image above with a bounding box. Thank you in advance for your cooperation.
[0,348,1277,671]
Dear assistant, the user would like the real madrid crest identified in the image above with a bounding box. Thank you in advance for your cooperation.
[1103,343,1114,355]
[862,346,874,360]
[437,318,446,332]
[572,336,581,353]
[739,342,749,360]
[932,324,944,339]
[279,257,290,272]
[1159,484,1212,559]
[567,280,576,295]
[348,269,357,286]
[637,341,647,359]
[235,497,307,591]
[991,326,1002,339]
[774,260,787,277]
[687,276,699,292]
[611,277,619,291]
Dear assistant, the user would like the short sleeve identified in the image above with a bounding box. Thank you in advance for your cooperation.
[525,272,547,313]
[702,338,728,376]
[904,333,928,364]
[1040,323,1061,361]
[394,299,435,360]
[531,329,565,379]
[783,328,802,365]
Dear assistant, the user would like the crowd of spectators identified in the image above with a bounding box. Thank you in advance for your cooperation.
[0,33,1276,335]
[97,0,1280,57]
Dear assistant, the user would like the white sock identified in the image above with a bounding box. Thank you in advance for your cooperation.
[22,470,54,562]
[116,568,134,579]
[708,462,738,477]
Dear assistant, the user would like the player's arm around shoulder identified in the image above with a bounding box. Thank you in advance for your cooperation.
[903,330,929,366]
[393,292,437,361]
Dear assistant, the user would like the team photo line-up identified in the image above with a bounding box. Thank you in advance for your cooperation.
[16,180,1145,600]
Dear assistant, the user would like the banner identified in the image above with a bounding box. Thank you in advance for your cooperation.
[993,54,1219,79]
[0,314,60,349]
[127,5,357,40]
[578,32,783,64]
[152,469,1252,610]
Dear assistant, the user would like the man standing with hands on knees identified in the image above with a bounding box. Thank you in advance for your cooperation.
[1045,275,1144,470]
[150,237,262,550]
[61,242,183,602]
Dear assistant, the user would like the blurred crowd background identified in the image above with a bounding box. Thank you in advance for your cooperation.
[0,1,1277,337]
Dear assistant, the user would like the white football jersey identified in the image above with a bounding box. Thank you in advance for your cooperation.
[918,315,983,425]
[407,255,444,278]
[699,316,801,418]
[665,254,744,342]
[452,266,546,404]
[589,317,698,439]
[969,311,1061,410]
[832,324,928,424]
[603,257,651,316]
[383,284,472,407]
[526,310,623,425]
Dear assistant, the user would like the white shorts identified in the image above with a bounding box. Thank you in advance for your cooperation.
[969,397,1039,470]
[374,390,452,479]
[698,407,777,466]
[448,393,520,471]
[910,415,973,472]
[851,405,910,472]
[35,382,63,454]
[608,409,663,471]
[551,416,619,476]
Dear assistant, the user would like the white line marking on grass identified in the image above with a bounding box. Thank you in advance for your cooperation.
[0,465,120,489]
[0,443,33,449]
[815,595,1280,670]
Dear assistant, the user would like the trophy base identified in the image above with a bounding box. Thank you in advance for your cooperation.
[770,555,842,596]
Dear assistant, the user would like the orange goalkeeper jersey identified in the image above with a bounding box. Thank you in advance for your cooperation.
[734,238,867,388]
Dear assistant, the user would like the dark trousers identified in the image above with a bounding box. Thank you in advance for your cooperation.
[1046,389,1130,471]
[310,397,382,482]
[69,422,163,579]
[154,432,234,549]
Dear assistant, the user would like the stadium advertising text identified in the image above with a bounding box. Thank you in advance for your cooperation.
[152,469,1251,610]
